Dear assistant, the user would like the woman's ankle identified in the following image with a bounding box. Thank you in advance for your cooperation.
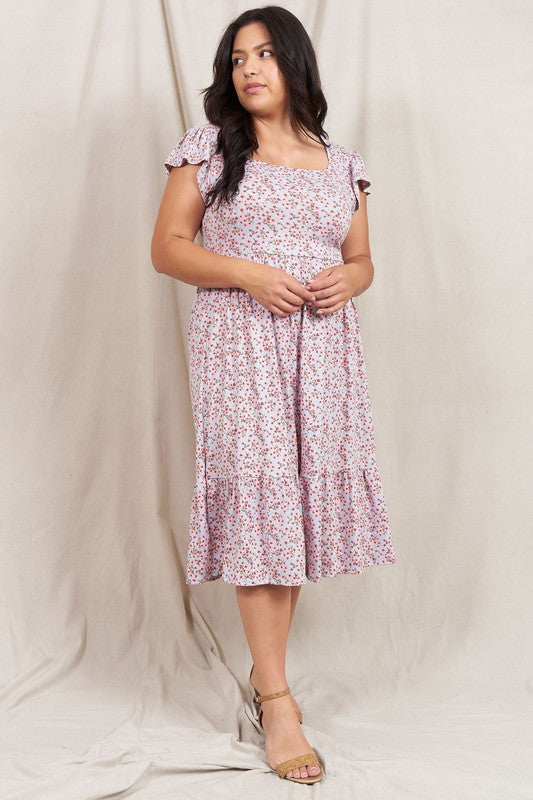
[251,664,289,694]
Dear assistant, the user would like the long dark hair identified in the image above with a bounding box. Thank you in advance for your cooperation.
[200,6,329,209]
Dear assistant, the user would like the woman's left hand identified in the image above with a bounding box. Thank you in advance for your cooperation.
[305,260,372,315]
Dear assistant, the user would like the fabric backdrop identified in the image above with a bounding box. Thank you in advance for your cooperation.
[1,1,532,797]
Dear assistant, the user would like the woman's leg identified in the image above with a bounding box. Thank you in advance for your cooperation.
[289,585,302,629]
[235,584,321,780]
[248,585,302,719]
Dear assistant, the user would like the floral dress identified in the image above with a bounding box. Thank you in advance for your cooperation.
[163,121,396,586]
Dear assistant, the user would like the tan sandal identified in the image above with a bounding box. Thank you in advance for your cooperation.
[249,664,302,724]
[250,681,325,784]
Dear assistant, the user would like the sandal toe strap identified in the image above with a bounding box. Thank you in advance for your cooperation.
[275,752,320,778]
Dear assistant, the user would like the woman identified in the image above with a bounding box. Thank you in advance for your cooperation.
[151,5,396,785]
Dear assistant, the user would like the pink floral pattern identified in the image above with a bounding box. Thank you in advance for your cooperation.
[164,122,396,585]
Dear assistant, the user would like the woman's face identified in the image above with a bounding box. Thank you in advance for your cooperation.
[231,22,287,117]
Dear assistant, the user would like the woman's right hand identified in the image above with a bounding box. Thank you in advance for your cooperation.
[240,263,316,317]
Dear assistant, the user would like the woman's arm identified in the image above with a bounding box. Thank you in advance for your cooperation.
[151,162,250,289]
[340,189,374,296]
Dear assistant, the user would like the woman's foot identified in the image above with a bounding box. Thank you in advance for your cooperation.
[259,691,322,780]
[250,664,302,722]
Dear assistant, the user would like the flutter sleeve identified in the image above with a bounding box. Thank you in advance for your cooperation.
[163,123,219,204]
[348,149,371,214]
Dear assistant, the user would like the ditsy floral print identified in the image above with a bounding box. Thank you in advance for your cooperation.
[163,122,396,585]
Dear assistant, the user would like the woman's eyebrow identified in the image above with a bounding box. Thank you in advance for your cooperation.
[232,40,273,55]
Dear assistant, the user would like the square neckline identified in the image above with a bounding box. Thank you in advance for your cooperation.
[248,142,332,173]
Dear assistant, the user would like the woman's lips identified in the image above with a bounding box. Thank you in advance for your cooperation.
[244,85,265,93]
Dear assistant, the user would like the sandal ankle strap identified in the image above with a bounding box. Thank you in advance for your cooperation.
[256,687,290,703]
